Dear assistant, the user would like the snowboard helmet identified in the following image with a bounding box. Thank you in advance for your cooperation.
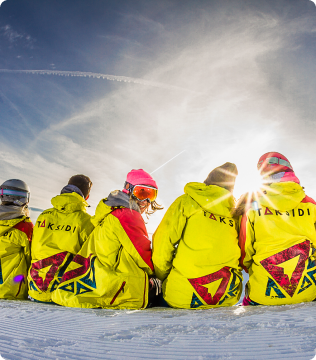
[257,152,293,177]
[0,179,30,206]
[123,169,158,194]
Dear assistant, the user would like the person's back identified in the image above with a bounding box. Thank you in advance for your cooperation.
[153,163,243,309]
[28,174,94,303]
[0,179,33,300]
[52,169,162,309]
[239,152,316,305]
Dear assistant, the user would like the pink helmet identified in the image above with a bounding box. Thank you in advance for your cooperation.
[123,169,158,193]
[257,152,293,176]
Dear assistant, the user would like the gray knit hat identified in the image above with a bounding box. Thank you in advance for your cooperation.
[204,162,238,193]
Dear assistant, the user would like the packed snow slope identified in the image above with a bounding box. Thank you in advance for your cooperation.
[0,300,315,360]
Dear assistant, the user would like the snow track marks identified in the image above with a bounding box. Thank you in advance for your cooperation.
[0,300,315,359]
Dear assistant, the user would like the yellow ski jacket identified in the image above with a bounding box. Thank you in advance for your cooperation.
[28,193,94,302]
[0,216,32,300]
[152,183,242,309]
[239,182,316,305]
[52,191,154,309]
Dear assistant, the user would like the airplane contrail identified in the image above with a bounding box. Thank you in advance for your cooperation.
[150,150,186,175]
[0,69,195,92]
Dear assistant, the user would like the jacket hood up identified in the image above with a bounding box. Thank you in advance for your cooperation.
[258,181,305,211]
[51,192,88,213]
[184,182,235,217]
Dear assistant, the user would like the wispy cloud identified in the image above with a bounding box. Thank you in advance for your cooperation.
[0,24,35,48]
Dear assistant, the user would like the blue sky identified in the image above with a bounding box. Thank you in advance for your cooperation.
[1,0,316,232]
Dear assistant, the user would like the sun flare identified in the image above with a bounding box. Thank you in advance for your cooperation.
[233,169,262,200]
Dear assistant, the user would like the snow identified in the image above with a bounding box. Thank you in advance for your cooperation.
[0,299,315,359]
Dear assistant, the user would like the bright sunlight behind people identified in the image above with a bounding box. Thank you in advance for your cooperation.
[233,166,263,200]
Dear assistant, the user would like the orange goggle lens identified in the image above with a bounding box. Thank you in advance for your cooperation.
[132,185,157,202]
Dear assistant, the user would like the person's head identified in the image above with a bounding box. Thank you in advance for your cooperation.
[0,179,30,206]
[257,152,299,184]
[68,174,92,200]
[257,152,293,177]
[204,162,238,193]
[123,169,163,215]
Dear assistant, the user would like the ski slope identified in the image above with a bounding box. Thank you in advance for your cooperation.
[0,299,315,360]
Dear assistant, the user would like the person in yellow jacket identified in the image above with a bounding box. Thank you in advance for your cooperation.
[238,152,316,306]
[28,174,94,303]
[152,163,243,309]
[52,169,162,309]
[0,179,33,300]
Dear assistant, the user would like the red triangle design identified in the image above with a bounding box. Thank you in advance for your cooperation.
[60,254,91,284]
[40,220,46,227]
[260,240,310,297]
[30,251,68,291]
[264,207,273,215]
[188,267,231,305]
[209,213,217,221]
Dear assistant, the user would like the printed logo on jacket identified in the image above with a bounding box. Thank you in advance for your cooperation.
[260,241,316,298]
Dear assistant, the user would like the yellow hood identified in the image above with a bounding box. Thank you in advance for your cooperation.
[51,193,88,213]
[259,182,306,211]
[91,199,113,227]
[184,182,234,217]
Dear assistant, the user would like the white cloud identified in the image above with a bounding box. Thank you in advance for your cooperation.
[0,24,35,48]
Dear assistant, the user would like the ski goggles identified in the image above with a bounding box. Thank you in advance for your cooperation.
[131,185,158,202]
[0,188,30,201]
[257,157,292,170]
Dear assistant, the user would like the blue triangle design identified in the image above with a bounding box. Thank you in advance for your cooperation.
[265,278,286,298]
[307,258,316,270]
[79,256,97,289]
[190,293,203,308]
[59,282,75,293]
[50,280,60,292]
[298,276,312,294]
[307,269,316,285]
[76,282,93,295]
[218,294,229,305]
[29,280,38,291]
[57,254,74,280]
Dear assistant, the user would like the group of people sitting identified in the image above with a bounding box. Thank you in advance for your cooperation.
[0,151,316,309]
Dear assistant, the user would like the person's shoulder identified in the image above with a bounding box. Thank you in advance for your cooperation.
[111,207,142,221]
[13,217,33,241]
[301,195,316,206]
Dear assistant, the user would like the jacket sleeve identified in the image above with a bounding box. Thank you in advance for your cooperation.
[239,210,255,272]
[111,208,154,276]
[78,214,95,246]
[13,219,33,268]
[152,195,187,281]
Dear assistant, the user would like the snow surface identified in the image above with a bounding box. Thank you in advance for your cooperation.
[0,299,316,360]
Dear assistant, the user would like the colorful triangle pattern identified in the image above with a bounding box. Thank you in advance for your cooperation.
[260,240,310,297]
[188,267,231,305]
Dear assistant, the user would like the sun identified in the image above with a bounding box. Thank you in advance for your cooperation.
[233,168,262,200]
